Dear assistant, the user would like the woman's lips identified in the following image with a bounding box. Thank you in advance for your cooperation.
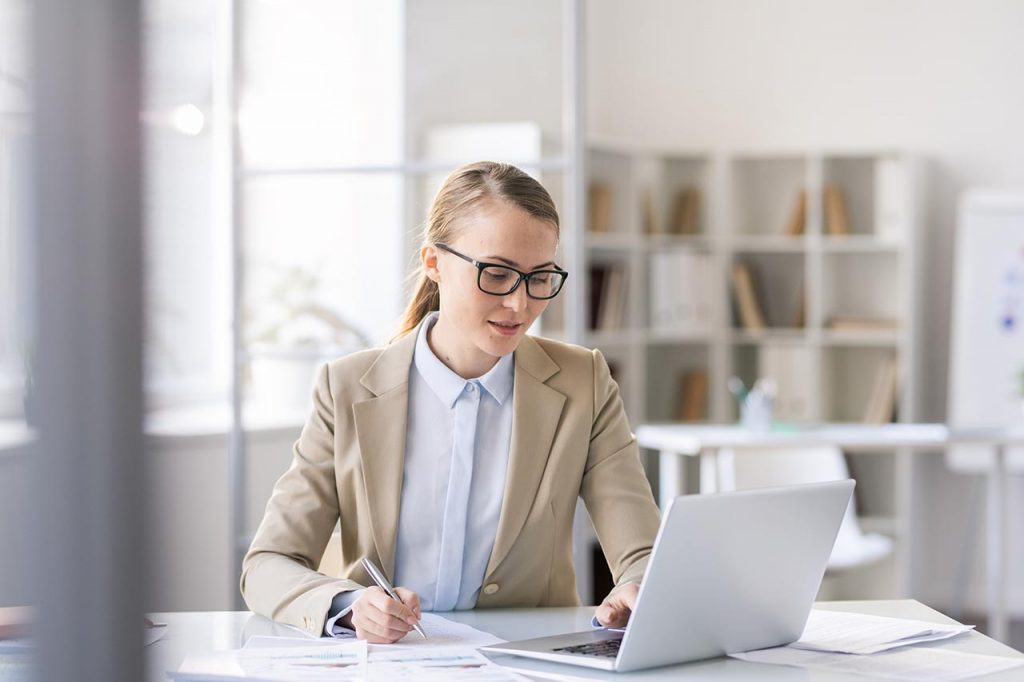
[489,320,522,336]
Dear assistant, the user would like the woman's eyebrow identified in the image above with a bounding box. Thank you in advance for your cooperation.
[486,255,556,270]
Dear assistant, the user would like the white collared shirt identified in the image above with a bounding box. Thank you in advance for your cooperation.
[325,312,514,634]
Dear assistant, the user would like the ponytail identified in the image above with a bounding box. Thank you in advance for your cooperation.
[393,271,440,341]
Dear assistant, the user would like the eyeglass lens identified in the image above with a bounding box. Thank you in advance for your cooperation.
[479,265,565,299]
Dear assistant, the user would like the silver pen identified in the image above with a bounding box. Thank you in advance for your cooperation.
[360,556,426,639]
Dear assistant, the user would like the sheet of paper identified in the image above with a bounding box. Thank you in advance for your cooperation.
[145,622,168,647]
[243,636,341,650]
[795,609,974,654]
[0,639,32,654]
[730,645,1024,681]
[0,654,32,682]
[388,613,503,649]
[171,641,367,681]
[369,647,529,681]
[242,613,500,651]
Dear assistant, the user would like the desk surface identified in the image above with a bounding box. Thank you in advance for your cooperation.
[148,600,1023,681]
[635,422,1024,455]
[635,422,951,454]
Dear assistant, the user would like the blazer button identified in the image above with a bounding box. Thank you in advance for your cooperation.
[483,583,500,595]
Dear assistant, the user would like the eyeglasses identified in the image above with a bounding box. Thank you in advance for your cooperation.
[435,243,568,300]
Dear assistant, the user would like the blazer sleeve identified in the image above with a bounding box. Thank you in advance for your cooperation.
[580,349,662,588]
[239,363,364,636]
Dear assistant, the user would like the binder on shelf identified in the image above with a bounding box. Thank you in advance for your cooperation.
[677,369,708,422]
[588,264,607,330]
[649,251,713,336]
[589,263,627,331]
[874,158,907,241]
[792,285,806,329]
[642,189,658,235]
[670,187,701,235]
[587,181,613,234]
[862,355,899,424]
[759,345,815,421]
[731,261,767,330]
[598,264,628,330]
[785,188,807,236]
[824,184,851,236]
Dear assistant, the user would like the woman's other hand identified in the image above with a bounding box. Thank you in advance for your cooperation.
[594,582,639,629]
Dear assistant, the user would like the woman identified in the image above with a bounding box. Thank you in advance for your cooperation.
[241,161,661,643]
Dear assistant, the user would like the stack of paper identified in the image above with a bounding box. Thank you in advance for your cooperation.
[171,642,367,681]
[794,609,974,654]
[728,610,1024,681]
[171,613,523,681]
[732,646,1024,681]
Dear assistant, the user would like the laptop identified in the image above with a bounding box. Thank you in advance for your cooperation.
[481,479,854,673]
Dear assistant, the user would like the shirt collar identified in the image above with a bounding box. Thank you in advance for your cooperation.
[413,312,515,408]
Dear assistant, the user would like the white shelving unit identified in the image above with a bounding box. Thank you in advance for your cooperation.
[580,139,924,596]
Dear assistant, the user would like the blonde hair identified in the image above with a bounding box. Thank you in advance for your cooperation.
[394,161,560,340]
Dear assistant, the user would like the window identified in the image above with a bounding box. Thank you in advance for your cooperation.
[0,0,30,419]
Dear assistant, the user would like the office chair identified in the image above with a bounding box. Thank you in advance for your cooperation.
[722,446,893,574]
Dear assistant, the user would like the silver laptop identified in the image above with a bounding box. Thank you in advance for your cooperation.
[481,479,854,673]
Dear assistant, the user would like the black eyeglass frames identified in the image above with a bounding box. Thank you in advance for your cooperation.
[435,243,568,300]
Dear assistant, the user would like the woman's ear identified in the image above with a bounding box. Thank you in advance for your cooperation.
[421,244,441,284]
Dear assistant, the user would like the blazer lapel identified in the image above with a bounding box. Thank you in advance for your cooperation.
[485,336,565,578]
[353,325,419,578]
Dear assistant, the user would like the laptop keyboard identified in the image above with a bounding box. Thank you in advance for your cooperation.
[552,638,621,658]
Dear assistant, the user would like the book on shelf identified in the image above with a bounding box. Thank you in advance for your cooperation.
[824,184,851,236]
[677,369,708,422]
[588,264,607,330]
[759,345,815,421]
[785,188,807,236]
[862,355,900,424]
[588,263,628,331]
[828,315,900,332]
[670,187,701,235]
[792,285,806,328]
[649,251,713,335]
[731,261,767,330]
[874,158,907,241]
[642,188,658,235]
[587,181,613,234]
[599,264,628,330]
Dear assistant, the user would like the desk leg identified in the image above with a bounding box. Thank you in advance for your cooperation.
[987,445,1008,643]
[659,450,686,510]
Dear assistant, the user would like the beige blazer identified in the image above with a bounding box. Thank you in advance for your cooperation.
[240,319,661,636]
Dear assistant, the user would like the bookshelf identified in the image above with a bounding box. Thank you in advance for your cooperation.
[579,142,920,427]
[578,140,923,596]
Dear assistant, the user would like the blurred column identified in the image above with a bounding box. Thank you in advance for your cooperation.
[31,0,146,680]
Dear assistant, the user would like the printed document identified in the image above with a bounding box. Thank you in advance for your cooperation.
[170,641,366,681]
[793,609,974,654]
[730,645,1024,681]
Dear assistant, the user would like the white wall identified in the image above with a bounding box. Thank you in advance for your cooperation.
[585,0,1024,614]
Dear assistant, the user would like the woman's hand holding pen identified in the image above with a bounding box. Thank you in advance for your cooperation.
[341,586,422,643]
[594,582,640,629]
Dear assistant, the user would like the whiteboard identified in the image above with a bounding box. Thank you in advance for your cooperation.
[947,191,1024,472]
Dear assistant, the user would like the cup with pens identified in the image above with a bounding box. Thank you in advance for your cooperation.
[728,376,777,431]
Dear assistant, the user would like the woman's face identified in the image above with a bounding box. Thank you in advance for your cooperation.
[424,198,559,376]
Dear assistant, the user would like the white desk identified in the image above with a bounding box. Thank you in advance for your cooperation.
[146,601,1022,681]
[635,423,1024,643]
